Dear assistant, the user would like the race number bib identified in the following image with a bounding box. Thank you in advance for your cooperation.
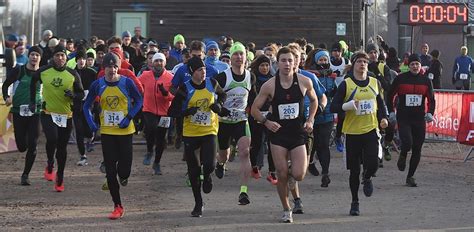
[103,110,124,126]
[158,116,171,128]
[19,104,33,117]
[405,94,422,107]
[190,110,211,126]
[227,110,246,122]
[428,73,434,80]
[82,90,89,101]
[356,100,375,115]
[460,73,468,80]
[51,113,67,128]
[278,103,299,120]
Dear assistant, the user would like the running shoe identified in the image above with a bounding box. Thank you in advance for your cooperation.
[153,163,162,175]
[335,137,344,152]
[77,156,88,166]
[202,175,213,194]
[406,177,418,187]
[321,174,331,188]
[191,204,203,217]
[99,161,106,174]
[119,177,128,187]
[281,210,293,223]
[397,155,407,171]
[215,162,225,179]
[383,146,392,161]
[251,166,261,179]
[238,192,250,205]
[308,163,320,176]
[55,177,64,192]
[109,205,124,220]
[362,178,373,197]
[44,166,55,181]
[378,158,384,168]
[143,152,152,166]
[266,172,278,185]
[350,201,360,216]
[293,198,304,214]
[21,174,30,186]
[102,179,109,191]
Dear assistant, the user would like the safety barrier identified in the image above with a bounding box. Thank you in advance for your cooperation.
[425,89,463,143]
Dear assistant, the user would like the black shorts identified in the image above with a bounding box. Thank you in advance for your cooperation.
[217,121,250,150]
[269,131,306,151]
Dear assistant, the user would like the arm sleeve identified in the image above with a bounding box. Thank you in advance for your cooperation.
[168,84,188,118]
[386,76,399,113]
[214,72,227,91]
[126,78,143,118]
[376,81,388,121]
[171,67,183,88]
[212,78,227,106]
[83,80,99,129]
[70,69,85,101]
[329,81,347,113]
[2,65,20,100]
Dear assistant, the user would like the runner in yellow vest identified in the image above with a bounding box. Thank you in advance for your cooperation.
[29,45,84,192]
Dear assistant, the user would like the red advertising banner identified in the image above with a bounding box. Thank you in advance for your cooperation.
[426,92,462,137]
[456,92,474,145]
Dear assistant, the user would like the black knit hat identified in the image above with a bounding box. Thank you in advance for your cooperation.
[187,56,205,75]
[331,42,342,52]
[28,46,43,56]
[53,45,67,55]
[408,53,421,64]
[102,53,120,67]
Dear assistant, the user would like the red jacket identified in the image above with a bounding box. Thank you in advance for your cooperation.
[139,70,174,116]
[97,68,144,94]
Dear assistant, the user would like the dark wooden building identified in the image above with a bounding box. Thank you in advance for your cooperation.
[57,0,362,49]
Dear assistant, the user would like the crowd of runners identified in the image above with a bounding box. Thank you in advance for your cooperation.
[2,28,440,223]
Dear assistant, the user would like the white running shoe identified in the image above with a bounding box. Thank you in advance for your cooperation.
[76,157,88,166]
[281,210,293,223]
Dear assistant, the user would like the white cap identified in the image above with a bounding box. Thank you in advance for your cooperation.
[152,52,166,62]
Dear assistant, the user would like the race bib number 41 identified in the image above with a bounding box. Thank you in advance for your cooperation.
[51,113,68,128]
[278,103,299,120]
[190,111,211,126]
[356,100,375,115]
[104,111,124,126]
[405,94,422,107]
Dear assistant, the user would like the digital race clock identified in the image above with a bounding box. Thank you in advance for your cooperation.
[399,3,468,25]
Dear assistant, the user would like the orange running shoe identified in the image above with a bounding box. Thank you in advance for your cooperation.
[44,166,55,181]
[55,178,64,192]
[251,167,261,179]
[109,205,124,220]
[266,172,278,185]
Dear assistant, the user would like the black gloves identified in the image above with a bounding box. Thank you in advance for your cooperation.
[183,107,199,116]
[209,103,221,114]
[158,83,168,96]
[64,89,75,99]
[218,107,231,117]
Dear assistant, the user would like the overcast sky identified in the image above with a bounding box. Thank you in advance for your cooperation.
[10,0,55,12]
